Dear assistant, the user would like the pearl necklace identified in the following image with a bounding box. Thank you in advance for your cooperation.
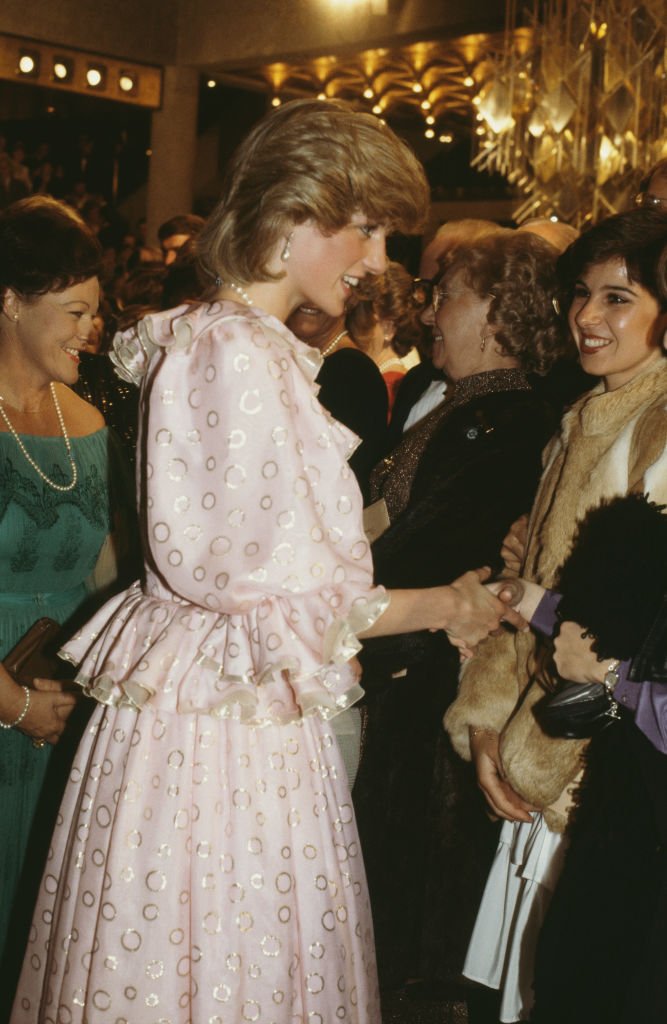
[0,383,78,492]
[321,330,348,358]
[220,280,254,308]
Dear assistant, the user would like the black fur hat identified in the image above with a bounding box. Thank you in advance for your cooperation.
[554,493,667,662]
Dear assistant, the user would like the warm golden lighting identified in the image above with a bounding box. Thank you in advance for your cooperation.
[439,133,453,143]
[476,80,515,134]
[271,96,282,107]
[363,87,374,99]
[464,75,475,88]
[420,99,431,110]
[207,79,216,88]
[424,128,435,139]
[86,66,104,88]
[6,35,162,109]
[412,82,423,93]
[18,53,38,75]
[372,102,382,114]
[473,0,666,226]
[425,114,435,125]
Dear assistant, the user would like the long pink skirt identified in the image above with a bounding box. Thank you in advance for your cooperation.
[12,700,379,1023]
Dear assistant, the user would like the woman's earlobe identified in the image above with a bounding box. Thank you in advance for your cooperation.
[380,318,396,343]
[1,290,18,323]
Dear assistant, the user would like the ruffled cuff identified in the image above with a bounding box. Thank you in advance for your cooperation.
[323,591,390,663]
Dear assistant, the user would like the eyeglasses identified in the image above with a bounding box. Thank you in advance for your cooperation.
[411,278,447,312]
[634,191,667,211]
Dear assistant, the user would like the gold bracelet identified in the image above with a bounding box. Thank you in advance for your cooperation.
[469,726,497,739]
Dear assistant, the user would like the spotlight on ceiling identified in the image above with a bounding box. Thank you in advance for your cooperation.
[86,64,106,89]
[119,71,137,94]
[17,50,40,77]
[52,58,74,83]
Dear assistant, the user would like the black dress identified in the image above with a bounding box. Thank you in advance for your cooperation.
[531,571,667,1024]
[531,712,667,1024]
[316,346,388,503]
[75,351,140,469]
[353,370,557,992]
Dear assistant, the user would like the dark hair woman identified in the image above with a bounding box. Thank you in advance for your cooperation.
[445,208,667,1022]
[0,196,135,1017]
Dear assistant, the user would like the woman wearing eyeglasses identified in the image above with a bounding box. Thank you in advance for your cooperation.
[633,157,667,212]
[352,230,568,1005]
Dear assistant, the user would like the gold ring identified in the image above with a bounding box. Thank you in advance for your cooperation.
[32,738,46,749]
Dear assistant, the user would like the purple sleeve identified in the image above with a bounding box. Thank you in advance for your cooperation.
[530,592,667,753]
[615,666,667,754]
[530,590,562,636]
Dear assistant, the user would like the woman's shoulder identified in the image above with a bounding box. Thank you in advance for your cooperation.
[56,383,106,436]
[179,302,321,379]
[444,385,554,437]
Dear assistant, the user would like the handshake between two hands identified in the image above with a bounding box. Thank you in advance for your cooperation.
[486,576,546,627]
[445,570,549,662]
[440,568,546,662]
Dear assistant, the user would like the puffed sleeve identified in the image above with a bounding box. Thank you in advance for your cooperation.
[62,304,388,724]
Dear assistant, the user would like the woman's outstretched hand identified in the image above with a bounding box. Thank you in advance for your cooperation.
[361,568,524,655]
[444,568,525,657]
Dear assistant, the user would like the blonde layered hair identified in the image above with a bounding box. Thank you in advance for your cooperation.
[198,99,429,286]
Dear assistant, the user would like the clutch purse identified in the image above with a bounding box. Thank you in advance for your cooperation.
[3,617,73,688]
[535,681,621,740]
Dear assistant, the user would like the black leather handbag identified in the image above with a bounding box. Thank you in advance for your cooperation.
[536,681,621,739]
[533,493,667,739]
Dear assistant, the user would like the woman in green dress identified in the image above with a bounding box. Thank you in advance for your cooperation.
[0,196,133,1019]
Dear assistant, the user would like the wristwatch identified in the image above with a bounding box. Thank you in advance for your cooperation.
[603,658,620,695]
[602,659,622,720]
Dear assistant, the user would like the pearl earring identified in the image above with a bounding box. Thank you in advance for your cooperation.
[12,314,19,322]
[280,232,293,263]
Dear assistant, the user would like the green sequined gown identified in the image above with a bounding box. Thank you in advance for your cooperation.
[0,427,130,1018]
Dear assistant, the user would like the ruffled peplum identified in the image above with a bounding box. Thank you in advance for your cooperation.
[61,574,388,724]
[64,301,388,725]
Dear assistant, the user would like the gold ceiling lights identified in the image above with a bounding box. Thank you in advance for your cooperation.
[472,0,667,226]
[211,32,511,146]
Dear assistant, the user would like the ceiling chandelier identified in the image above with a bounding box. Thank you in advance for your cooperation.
[472,0,667,226]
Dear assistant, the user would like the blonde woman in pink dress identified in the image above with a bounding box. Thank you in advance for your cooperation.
[11,100,517,1024]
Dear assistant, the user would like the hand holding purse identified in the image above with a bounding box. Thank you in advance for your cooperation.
[3,618,75,689]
